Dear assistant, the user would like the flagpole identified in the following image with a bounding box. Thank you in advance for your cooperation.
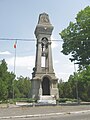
[14,42,16,74]
[13,40,17,99]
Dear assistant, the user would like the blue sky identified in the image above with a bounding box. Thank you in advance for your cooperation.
[0,0,90,81]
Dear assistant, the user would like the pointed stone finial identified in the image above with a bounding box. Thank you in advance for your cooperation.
[38,13,50,24]
[35,13,53,37]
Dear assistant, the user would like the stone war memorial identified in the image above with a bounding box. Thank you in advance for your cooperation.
[31,13,59,104]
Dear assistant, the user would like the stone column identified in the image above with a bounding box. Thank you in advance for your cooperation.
[48,41,54,73]
[35,42,42,72]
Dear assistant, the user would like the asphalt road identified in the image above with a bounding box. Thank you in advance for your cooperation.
[0,105,90,120]
[1,111,90,120]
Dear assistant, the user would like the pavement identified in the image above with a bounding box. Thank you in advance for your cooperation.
[0,104,90,119]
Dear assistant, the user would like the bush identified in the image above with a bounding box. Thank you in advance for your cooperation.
[12,98,37,103]
[58,98,77,103]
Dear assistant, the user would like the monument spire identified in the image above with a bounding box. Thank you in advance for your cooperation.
[31,13,59,102]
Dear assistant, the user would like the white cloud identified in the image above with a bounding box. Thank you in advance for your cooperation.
[54,60,59,64]
[6,56,35,69]
[52,41,58,48]
[56,72,73,81]
[0,51,11,55]
[51,36,58,49]
[57,72,72,76]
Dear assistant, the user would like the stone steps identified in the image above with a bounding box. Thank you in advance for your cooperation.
[38,95,56,104]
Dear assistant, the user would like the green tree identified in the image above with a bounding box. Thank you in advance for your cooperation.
[0,59,8,100]
[7,72,15,98]
[58,81,65,98]
[77,66,90,101]
[14,76,31,98]
[68,66,90,101]
[0,59,31,100]
[60,6,90,68]
[58,66,90,101]
[0,59,15,100]
[58,80,72,98]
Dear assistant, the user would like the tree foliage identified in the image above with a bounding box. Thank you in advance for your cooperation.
[60,6,90,67]
[0,59,15,100]
[58,66,90,101]
[0,59,31,101]
[14,76,31,98]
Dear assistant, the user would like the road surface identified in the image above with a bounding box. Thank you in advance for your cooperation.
[0,105,90,120]
[1,111,90,120]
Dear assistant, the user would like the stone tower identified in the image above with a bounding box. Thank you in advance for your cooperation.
[31,13,59,100]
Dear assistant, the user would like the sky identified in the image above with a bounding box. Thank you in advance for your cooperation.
[0,0,90,81]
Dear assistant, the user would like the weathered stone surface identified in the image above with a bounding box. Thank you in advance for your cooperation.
[31,13,59,101]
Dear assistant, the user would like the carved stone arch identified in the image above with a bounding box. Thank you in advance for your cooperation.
[42,75,51,95]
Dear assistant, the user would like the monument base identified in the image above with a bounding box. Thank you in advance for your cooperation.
[37,95,56,104]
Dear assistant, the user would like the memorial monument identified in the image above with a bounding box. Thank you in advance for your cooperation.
[31,13,59,102]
